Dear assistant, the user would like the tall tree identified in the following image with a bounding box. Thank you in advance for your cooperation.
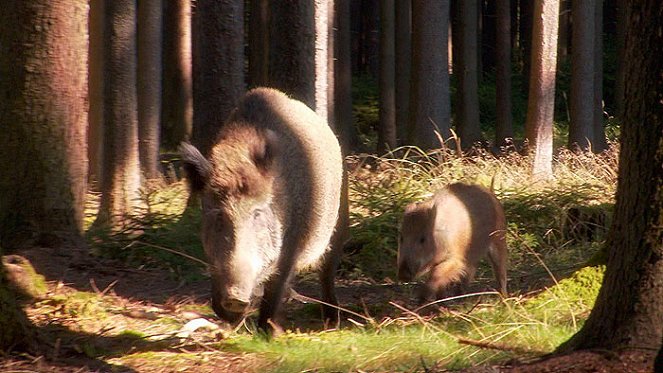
[0,0,89,247]
[377,0,396,153]
[89,0,104,185]
[558,0,663,354]
[453,0,482,149]
[192,0,245,157]
[314,0,330,121]
[495,0,514,148]
[248,0,269,88]
[335,0,360,153]
[394,0,411,145]
[568,0,595,152]
[613,0,626,121]
[557,0,571,62]
[268,1,315,107]
[518,0,533,93]
[96,0,141,227]
[524,0,559,180]
[410,1,451,150]
[161,0,192,150]
[137,0,163,180]
[592,0,607,152]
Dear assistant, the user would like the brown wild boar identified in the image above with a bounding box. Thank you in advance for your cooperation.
[180,87,343,334]
[397,183,507,302]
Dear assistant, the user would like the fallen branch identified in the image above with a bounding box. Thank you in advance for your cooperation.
[457,337,545,355]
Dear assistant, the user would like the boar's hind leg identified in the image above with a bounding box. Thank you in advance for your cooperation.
[487,241,508,296]
[319,243,342,327]
[420,259,468,303]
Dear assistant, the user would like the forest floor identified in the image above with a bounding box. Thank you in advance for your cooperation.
[0,245,656,373]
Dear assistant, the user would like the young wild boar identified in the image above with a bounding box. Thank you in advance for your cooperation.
[397,183,507,302]
[180,88,343,334]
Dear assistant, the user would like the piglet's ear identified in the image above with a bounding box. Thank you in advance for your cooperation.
[251,129,278,174]
[179,142,211,192]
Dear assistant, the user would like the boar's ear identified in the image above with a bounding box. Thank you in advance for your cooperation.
[251,129,278,174]
[179,142,211,192]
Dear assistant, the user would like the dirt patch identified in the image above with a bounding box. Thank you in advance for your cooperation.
[2,246,657,372]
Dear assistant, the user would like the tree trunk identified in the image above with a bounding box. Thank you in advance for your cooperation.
[314,0,329,122]
[592,0,607,153]
[138,0,163,180]
[268,1,315,108]
[89,0,104,186]
[335,0,359,153]
[192,0,245,157]
[480,0,496,75]
[519,0,533,94]
[377,0,396,153]
[161,0,192,150]
[96,0,141,228]
[394,0,411,146]
[524,0,559,180]
[558,0,663,353]
[569,0,596,152]
[327,0,336,129]
[410,1,451,150]
[0,0,89,248]
[613,0,626,121]
[495,0,514,149]
[454,0,482,149]
[248,0,269,88]
[557,0,570,62]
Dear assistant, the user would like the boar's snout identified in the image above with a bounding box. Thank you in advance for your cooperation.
[221,298,250,313]
[211,294,247,325]
[398,261,415,282]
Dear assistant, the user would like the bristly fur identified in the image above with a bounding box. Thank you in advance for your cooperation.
[207,122,276,200]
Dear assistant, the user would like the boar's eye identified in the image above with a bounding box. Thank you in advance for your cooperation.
[419,236,426,244]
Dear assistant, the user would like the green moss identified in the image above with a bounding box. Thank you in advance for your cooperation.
[2,254,47,300]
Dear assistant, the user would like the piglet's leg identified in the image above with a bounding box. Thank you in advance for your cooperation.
[419,258,468,303]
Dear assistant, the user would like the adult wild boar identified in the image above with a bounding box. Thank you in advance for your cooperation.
[180,88,343,333]
[397,183,507,302]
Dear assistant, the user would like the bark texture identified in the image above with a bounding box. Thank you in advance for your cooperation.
[495,0,513,148]
[0,0,89,248]
[96,0,141,227]
[334,0,359,153]
[314,0,329,122]
[192,0,245,157]
[394,0,411,145]
[559,0,663,353]
[88,0,104,184]
[454,0,482,149]
[138,0,163,179]
[268,1,315,108]
[524,0,559,180]
[248,0,269,88]
[569,0,595,152]
[410,1,451,149]
[377,0,396,153]
[161,0,192,150]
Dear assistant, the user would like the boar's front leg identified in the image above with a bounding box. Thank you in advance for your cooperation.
[319,243,342,327]
[257,258,297,336]
[418,258,470,303]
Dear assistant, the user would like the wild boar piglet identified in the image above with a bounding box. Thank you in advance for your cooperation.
[398,182,508,302]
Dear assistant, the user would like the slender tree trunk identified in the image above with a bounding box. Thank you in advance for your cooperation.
[395,0,411,146]
[480,1,496,75]
[519,0,533,93]
[335,0,359,153]
[592,0,607,152]
[410,1,451,150]
[524,0,559,180]
[495,0,514,149]
[161,0,192,150]
[89,0,104,186]
[614,0,626,120]
[138,0,163,180]
[248,0,269,88]
[327,0,336,129]
[314,0,329,121]
[192,0,245,157]
[558,0,663,353]
[569,0,595,152]
[97,0,141,228]
[0,0,89,247]
[557,0,570,62]
[377,0,396,153]
[454,0,482,149]
[268,1,315,107]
